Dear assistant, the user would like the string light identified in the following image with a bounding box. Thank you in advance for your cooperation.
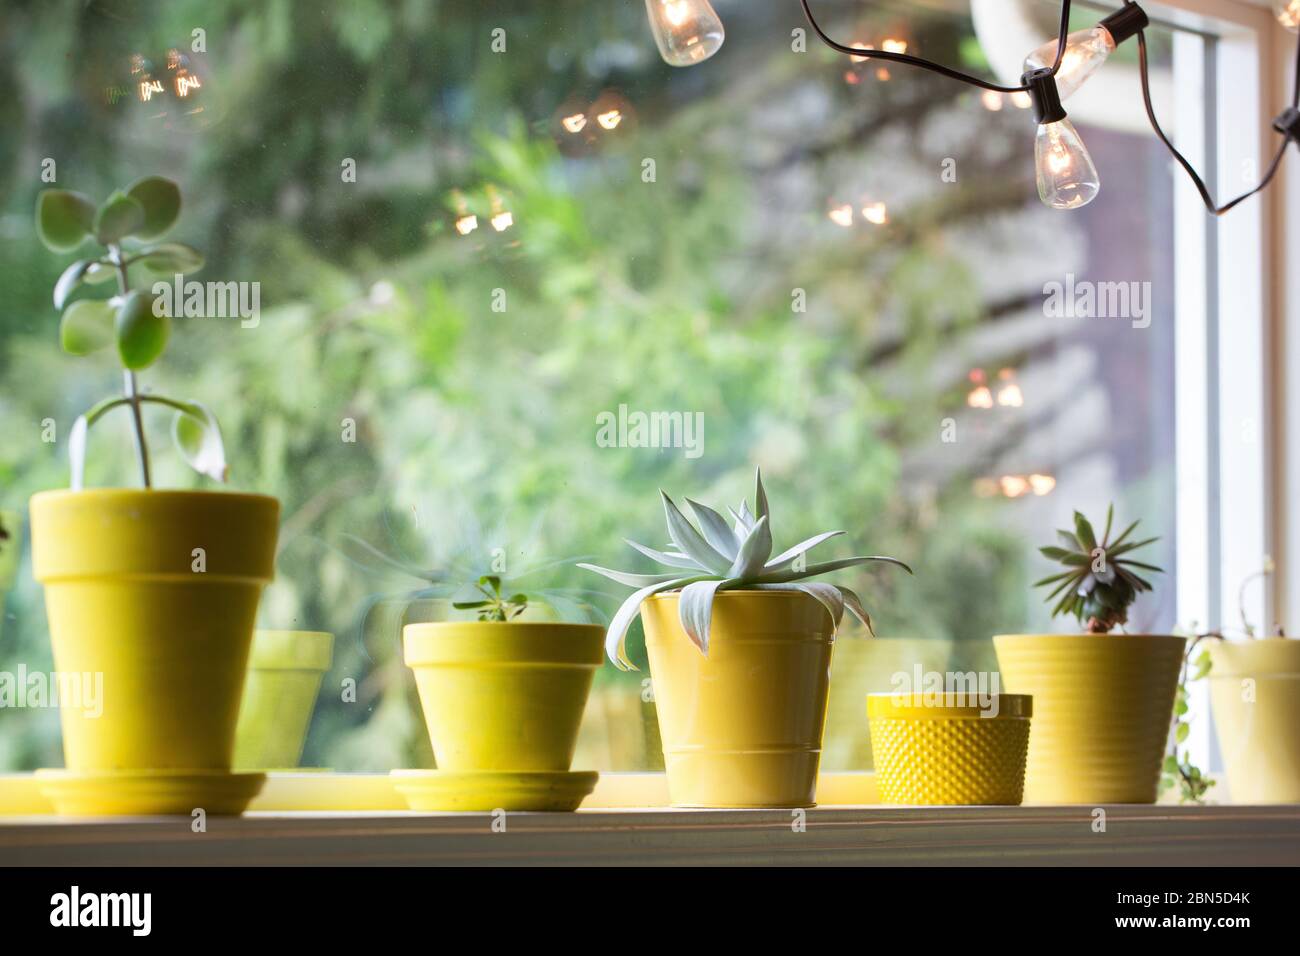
[828,203,855,227]
[1280,0,1300,31]
[1022,5,1149,101]
[645,0,725,67]
[861,201,888,225]
[561,113,587,134]
[650,1,1300,216]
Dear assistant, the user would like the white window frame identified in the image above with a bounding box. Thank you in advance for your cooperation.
[1160,0,1292,771]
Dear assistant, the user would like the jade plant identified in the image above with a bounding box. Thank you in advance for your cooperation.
[36,177,224,489]
[1034,505,1162,633]
[453,575,530,621]
[580,468,912,669]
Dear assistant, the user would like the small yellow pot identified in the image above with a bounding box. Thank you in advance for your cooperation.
[868,692,1032,805]
[30,489,279,772]
[234,630,334,770]
[403,622,604,771]
[641,590,834,808]
[1208,638,1300,804]
[994,633,1185,804]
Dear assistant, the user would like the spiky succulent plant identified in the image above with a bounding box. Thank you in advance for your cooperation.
[579,469,911,669]
[1035,505,1163,634]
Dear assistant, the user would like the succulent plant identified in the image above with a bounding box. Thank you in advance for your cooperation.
[1035,505,1162,633]
[452,575,531,622]
[580,468,911,669]
[36,177,223,489]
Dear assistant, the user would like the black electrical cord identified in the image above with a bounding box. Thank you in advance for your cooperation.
[1135,15,1300,216]
[798,0,1074,94]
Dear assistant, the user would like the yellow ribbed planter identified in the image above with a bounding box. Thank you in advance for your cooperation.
[641,590,834,808]
[1208,638,1300,804]
[403,622,604,772]
[994,634,1185,804]
[868,693,1032,805]
[31,490,279,774]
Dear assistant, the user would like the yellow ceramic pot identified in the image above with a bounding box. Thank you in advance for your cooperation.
[641,590,835,808]
[994,633,1185,804]
[30,489,279,771]
[1208,638,1300,803]
[234,630,334,770]
[867,692,1032,805]
[403,622,604,771]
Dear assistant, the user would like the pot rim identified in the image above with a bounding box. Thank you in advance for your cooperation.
[31,488,278,507]
[646,588,830,600]
[993,632,1186,642]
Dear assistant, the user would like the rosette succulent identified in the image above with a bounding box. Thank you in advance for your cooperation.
[1035,505,1162,633]
[579,469,911,669]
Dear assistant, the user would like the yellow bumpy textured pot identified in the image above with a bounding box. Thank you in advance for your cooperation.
[1208,638,1300,803]
[403,622,604,771]
[31,490,279,776]
[868,693,1032,805]
[994,633,1185,804]
[641,590,835,808]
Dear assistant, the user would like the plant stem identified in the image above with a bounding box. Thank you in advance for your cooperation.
[110,246,152,488]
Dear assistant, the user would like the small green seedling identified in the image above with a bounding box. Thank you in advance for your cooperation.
[36,177,224,489]
[453,575,531,622]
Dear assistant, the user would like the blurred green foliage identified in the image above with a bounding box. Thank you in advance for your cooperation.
[0,0,1042,771]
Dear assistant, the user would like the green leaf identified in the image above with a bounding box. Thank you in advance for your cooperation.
[83,261,118,284]
[94,191,146,246]
[1162,755,1179,773]
[53,258,100,309]
[1039,546,1088,565]
[168,398,228,482]
[684,498,739,560]
[134,242,204,274]
[59,299,116,355]
[451,600,489,609]
[1073,511,1097,551]
[1175,698,1189,715]
[125,176,181,240]
[1101,504,1114,546]
[1176,722,1190,743]
[115,290,170,369]
[36,190,96,252]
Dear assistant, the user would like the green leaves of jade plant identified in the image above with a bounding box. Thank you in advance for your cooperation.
[36,176,224,489]
[580,468,912,669]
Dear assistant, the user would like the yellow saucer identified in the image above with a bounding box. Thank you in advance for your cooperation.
[36,769,267,817]
[391,769,599,812]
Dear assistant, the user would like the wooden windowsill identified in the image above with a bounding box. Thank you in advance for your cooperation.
[2,803,1298,866]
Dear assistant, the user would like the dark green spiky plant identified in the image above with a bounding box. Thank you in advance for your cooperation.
[35,177,224,489]
[1034,505,1163,633]
[452,575,530,622]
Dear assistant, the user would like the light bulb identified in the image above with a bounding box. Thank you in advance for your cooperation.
[645,0,724,67]
[1277,0,1300,31]
[1023,27,1116,101]
[1034,118,1100,209]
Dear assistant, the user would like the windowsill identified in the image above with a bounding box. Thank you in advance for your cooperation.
[1,773,1297,865]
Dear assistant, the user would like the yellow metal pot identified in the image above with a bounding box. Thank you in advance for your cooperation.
[403,622,604,771]
[867,692,1032,805]
[30,489,279,772]
[1208,638,1300,804]
[641,590,835,808]
[234,630,334,770]
[994,633,1185,804]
